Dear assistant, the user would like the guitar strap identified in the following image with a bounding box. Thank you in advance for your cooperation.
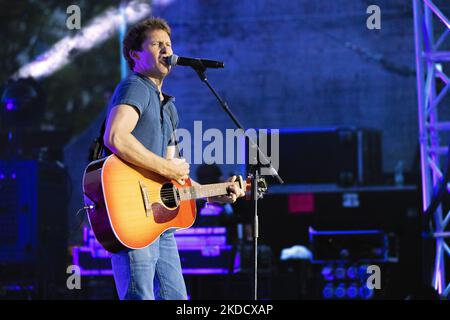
[165,103,182,158]
[88,118,111,162]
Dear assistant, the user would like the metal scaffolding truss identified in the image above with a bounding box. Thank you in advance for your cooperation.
[413,0,450,297]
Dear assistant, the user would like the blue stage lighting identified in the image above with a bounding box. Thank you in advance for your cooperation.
[322,284,334,299]
[358,264,369,278]
[5,99,16,111]
[335,266,346,280]
[347,265,358,279]
[359,286,374,300]
[0,77,45,127]
[347,283,359,299]
[321,265,334,281]
[335,283,346,299]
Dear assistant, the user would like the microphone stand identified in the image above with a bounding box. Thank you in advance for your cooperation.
[189,64,284,300]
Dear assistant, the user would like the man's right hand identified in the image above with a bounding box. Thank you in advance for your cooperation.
[164,158,190,185]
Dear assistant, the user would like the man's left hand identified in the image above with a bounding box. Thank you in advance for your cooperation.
[207,175,245,204]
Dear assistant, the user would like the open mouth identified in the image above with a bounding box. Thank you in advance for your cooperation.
[160,57,170,67]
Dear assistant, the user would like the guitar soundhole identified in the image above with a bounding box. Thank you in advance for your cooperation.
[160,183,179,208]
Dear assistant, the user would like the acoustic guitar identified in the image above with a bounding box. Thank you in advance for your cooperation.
[82,154,248,253]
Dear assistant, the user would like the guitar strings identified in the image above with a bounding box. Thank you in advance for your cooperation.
[141,184,235,196]
[143,190,229,197]
[144,186,233,195]
[137,182,239,202]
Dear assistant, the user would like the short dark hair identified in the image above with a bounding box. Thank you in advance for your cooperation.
[123,17,171,70]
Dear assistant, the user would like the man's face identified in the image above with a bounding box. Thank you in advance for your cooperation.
[131,29,173,78]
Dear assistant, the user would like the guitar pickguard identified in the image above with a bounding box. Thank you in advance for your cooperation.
[151,202,180,223]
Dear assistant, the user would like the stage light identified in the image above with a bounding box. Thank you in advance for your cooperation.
[358,264,369,278]
[321,265,334,281]
[347,283,359,299]
[335,266,346,280]
[0,77,45,128]
[5,100,16,111]
[335,283,346,299]
[347,265,358,279]
[359,286,374,300]
[322,283,334,299]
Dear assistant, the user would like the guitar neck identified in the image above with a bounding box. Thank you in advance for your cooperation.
[178,181,244,201]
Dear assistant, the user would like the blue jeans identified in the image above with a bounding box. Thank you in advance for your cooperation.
[111,230,187,300]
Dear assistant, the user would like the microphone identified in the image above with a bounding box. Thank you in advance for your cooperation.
[165,54,224,69]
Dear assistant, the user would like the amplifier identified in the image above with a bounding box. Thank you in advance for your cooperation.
[309,228,395,263]
[247,127,381,186]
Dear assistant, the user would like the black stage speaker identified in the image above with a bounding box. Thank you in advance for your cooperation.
[247,127,381,186]
[0,160,69,298]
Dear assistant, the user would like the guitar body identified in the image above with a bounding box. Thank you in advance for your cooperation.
[82,155,196,253]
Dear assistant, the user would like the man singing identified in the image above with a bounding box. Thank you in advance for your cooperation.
[102,17,244,300]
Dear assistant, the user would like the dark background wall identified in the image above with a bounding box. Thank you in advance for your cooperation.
[156,0,418,175]
[61,1,421,242]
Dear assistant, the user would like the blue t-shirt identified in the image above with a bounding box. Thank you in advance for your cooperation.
[106,72,179,158]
